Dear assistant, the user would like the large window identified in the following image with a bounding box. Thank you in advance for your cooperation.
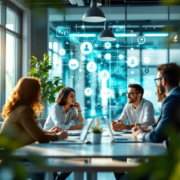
[47,6,180,124]
[0,0,22,121]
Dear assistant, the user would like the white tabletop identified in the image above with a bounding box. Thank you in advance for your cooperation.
[12,129,167,159]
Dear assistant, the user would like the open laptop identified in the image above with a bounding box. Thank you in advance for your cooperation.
[50,118,93,145]
[103,116,142,143]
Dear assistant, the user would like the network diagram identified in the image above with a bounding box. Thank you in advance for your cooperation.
[55,26,159,100]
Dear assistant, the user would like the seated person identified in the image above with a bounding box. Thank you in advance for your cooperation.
[44,87,83,131]
[0,77,68,148]
[132,63,180,143]
[111,84,155,131]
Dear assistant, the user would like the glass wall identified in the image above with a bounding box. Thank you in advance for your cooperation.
[48,6,180,124]
[0,0,22,121]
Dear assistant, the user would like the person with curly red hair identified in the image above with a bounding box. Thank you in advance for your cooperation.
[1,77,68,147]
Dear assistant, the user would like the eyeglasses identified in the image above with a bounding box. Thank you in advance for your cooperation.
[154,77,163,85]
[126,92,139,96]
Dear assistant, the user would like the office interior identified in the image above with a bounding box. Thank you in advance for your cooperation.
[0,0,180,180]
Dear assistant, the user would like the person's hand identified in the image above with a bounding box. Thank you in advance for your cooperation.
[57,130,68,140]
[132,124,145,140]
[111,120,117,129]
[77,123,84,130]
[112,120,127,131]
[49,126,61,134]
[74,102,81,111]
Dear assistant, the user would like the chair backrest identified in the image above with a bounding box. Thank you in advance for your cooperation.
[38,118,46,129]
[154,116,159,123]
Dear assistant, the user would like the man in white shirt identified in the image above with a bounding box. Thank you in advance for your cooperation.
[111,84,155,131]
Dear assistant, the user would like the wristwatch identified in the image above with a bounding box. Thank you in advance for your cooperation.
[126,125,130,130]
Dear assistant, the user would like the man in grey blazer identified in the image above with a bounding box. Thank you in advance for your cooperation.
[132,63,180,143]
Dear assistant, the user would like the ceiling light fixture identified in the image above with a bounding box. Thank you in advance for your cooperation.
[82,0,106,22]
[97,0,102,6]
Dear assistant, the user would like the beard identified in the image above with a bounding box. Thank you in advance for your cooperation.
[158,83,165,95]
[128,96,137,103]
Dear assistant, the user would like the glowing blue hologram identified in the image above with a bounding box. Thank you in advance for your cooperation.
[104,42,112,49]
[82,25,85,29]
[81,56,86,61]
[84,87,92,96]
[144,90,152,97]
[137,36,146,44]
[56,64,59,67]
[116,44,120,48]
[79,69,82,72]
[70,36,79,43]
[101,88,112,98]
[95,44,98,47]
[119,54,123,59]
[144,57,150,63]
[75,77,80,82]
[56,27,70,37]
[68,59,79,70]
[130,79,135,83]
[104,53,111,60]
[144,68,150,74]
[100,70,110,80]
[114,67,122,74]
[87,62,97,72]
[80,42,93,55]
[97,54,101,58]
[70,51,73,55]
[59,49,66,56]
[131,71,134,74]
[153,39,159,45]
[127,57,138,67]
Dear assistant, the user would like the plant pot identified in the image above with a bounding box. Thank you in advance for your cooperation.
[91,133,102,144]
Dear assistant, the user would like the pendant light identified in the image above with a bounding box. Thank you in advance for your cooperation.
[98,0,116,41]
[97,0,102,6]
[82,0,106,22]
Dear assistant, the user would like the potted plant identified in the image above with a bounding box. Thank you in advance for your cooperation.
[27,53,65,118]
[91,126,103,144]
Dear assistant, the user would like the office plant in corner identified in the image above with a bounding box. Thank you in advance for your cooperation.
[27,53,64,118]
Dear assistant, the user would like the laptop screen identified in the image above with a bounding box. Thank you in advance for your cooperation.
[79,119,93,142]
[104,116,114,141]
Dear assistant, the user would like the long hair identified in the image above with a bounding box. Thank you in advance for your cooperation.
[1,77,43,121]
[56,87,75,106]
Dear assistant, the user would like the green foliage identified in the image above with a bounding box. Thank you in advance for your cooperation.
[27,53,65,105]
[91,126,103,134]
[128,126,180,180]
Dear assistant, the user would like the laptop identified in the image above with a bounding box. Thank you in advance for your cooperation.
[103,116,142,143]
[50,118,93,145]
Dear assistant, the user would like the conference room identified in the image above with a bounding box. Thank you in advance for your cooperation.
[1,0,180,180]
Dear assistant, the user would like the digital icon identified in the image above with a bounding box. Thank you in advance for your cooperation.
[104,42,112,49]
[56,27,70,37]
[153,39,159,45]
[75,77,80,82]
[81,56,86,61]
[137,36,146,44]
[119,54,123,59]
[130,79,135,83]
[80,42,93,54]
[104,53,111,60]
[114,67,122,74]
[84,87,92,96]
[144,90,151,97]
[87,62,97,72]
[144,57,150,64]
[97,54,101,58]
[59,49,66,56]
[116,44,120,48]
[70,36,79,43]
[127,57,138,67]
[101,88,112,98]
[68,59,79,70]
[144,68,150,74]
[95,44,98,47]
[100,70,110,80]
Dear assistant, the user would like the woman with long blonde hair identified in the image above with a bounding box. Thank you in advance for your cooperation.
[1,77,67,147]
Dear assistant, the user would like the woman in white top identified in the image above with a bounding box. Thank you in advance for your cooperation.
[44,87,83,131]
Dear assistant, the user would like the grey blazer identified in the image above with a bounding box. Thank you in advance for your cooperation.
[44,104,81,130]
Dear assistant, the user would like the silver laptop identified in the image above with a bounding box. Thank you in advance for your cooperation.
[50,118,93,145]
[103,116,142,143]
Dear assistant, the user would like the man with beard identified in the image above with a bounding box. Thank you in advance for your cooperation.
[111,84,155,131]
[132,63,180,143]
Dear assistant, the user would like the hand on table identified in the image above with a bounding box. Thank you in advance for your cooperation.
[77,123,84,130]
[49,126,62,134]
[111,120,127,131]
[132,123,145,140]
[57,130,68,140]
